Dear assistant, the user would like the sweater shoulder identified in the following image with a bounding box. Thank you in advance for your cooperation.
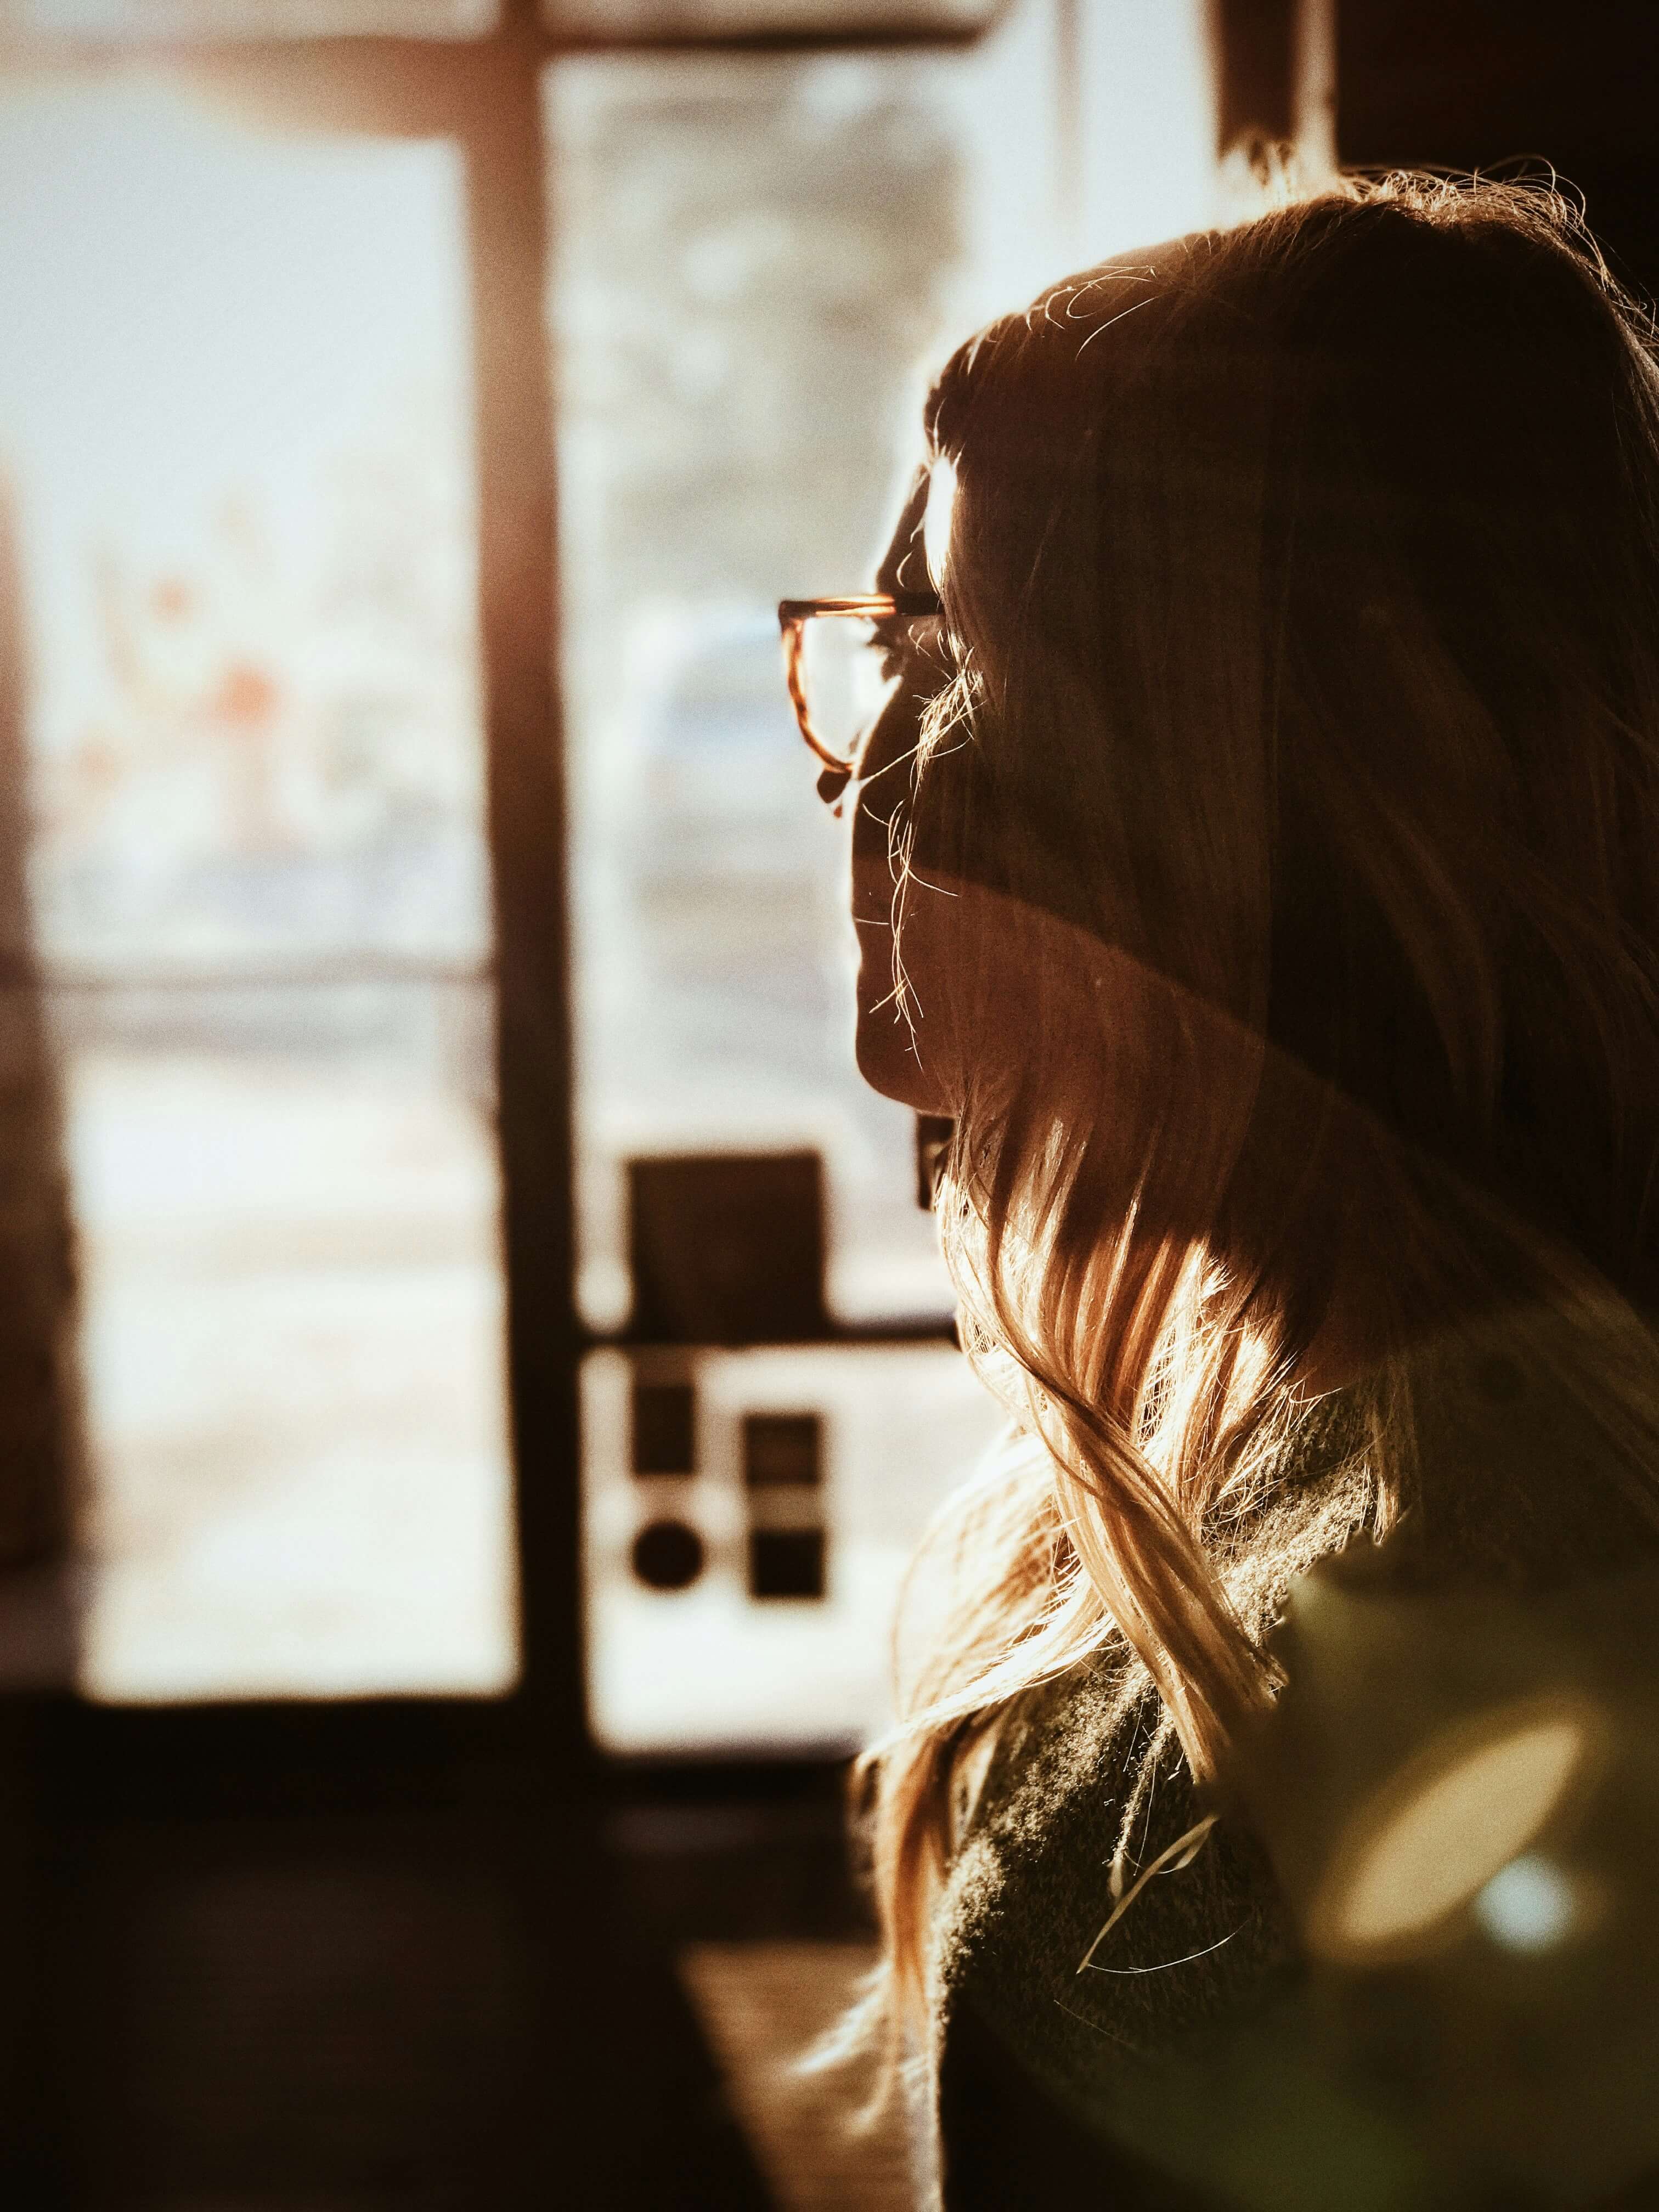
[934,1651,1298,2141]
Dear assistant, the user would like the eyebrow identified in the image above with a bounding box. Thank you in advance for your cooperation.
[878,467,933,594]
[894,529,930,594]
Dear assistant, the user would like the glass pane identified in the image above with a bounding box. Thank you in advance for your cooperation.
[0,83,517,1699]
[548,0,991,35]
[554,8,1217,1753]
[552,35,1069,1335]
[793,609,940,772]
[12,0,496,37]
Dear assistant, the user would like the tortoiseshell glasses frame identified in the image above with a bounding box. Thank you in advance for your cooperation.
[777,591,944,778]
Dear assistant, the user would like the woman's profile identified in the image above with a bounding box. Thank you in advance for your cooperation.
[782,171,1659,2207]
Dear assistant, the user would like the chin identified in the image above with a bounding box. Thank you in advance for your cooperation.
[854,1009,951,1114]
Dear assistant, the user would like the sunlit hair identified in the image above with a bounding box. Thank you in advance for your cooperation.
[840,172,1659,2095]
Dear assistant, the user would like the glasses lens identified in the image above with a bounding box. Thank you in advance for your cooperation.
[797,614,903,766]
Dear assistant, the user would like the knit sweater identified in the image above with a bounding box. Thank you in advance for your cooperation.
[927,1319,1659,2210]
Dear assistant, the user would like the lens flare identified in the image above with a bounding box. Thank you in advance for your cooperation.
[1308,1695,1599,1960]
[1474,1853,1578,1953]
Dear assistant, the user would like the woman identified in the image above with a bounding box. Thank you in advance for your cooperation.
[786,172,1659,2206]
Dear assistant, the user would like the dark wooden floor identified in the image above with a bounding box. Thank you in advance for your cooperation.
[0,1703,867,2210]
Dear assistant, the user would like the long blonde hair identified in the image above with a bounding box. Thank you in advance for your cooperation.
[854,173,1659,2072]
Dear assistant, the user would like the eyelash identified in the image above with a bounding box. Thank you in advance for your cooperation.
[875,618,953,683]
[871,624,907,681]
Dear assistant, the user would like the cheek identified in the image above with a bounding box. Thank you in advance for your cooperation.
[854,985,951,1113]
[844,714,972,1111]
[849,837,960,1114]
[847,736,912,973]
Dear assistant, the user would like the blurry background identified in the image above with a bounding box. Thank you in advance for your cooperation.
[0,1,1650,2205]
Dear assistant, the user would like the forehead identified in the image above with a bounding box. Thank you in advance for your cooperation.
[874,462,952,594]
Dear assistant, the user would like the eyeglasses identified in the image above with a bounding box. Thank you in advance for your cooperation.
[777,591,946,786]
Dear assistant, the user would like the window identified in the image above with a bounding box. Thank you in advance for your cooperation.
[552,0,1218,1753]
[0,83,516,1698]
